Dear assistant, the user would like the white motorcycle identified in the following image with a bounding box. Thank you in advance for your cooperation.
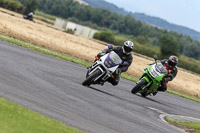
[82,45,127,86]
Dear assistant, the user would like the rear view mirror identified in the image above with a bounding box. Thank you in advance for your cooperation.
[154,55,158,61]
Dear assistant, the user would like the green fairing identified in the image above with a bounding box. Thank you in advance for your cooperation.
[138,63,168,95]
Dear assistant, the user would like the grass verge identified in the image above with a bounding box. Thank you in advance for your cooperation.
[167,89,200,103]
[166,116,200,133]
[0,34,200,104]
[35,10,56,21]
[0,97,83,133]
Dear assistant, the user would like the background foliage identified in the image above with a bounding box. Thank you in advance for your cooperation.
[159,34,179,58]
[83,0,200,42]
[0,0,24,13]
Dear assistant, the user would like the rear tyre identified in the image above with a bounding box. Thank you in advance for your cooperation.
[82,69,101,86]
[131,78,147,94]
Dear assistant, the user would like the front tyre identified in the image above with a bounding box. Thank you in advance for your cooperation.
[131,78,147,94]
[82,69,101,86]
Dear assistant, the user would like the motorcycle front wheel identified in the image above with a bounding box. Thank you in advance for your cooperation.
[131,78,147,94]
[82,69,101,86]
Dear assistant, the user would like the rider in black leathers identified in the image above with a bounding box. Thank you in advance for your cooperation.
[153,55,178,95]
[24,12,34,21]
[97,41,134,86]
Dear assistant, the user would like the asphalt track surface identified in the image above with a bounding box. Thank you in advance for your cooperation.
[0,40,200,133]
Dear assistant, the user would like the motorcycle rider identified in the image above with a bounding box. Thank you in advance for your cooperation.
[24,12,34,21]
[96,41,134,86]
[153,55,178,95]
[27,12,34,20]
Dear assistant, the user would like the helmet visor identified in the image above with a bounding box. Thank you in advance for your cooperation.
[168,60,176,67]
[124,46,132,53]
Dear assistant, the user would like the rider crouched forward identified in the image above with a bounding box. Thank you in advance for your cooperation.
[96,41,134,86]
[153,55,178,95]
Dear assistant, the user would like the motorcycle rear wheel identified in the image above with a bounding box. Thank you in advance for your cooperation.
[131,78,147,94]
[82,69,101,86]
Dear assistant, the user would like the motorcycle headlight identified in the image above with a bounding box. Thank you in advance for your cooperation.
[104,60,111,68]
[150,69,159,77]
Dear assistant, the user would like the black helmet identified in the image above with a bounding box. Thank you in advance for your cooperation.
[168,55,178,67]
[122,41,134,54]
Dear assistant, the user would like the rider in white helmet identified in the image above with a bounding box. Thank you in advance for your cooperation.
[96,40,134,85]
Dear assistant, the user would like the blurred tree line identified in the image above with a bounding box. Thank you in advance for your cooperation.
[0,0,40,14]
[34,0,199,60]
[1,0,200,73]
[0,0,24,13]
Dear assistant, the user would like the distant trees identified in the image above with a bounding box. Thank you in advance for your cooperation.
[0,0,23,13]
[17,0,40,14]
[159,34,179,58]
[134,35,150,45]
[94,31,115,43]
[23,0,40,14]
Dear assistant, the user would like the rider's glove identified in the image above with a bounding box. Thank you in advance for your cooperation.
[116,68,121,75]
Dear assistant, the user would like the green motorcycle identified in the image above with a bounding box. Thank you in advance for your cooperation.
[131,56,168,97]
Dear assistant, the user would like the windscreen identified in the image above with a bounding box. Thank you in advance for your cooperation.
[104,51,122,68]
[109,51,122,65]
[155,62,168,74]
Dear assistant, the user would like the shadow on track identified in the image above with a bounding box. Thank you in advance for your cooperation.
[84,85,171,107]
[86,85,134,104]
[134,93,171,107]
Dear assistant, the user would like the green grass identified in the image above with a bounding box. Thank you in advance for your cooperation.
[167,89,200,103]
[34,16,54,25]
[35,10,56,21]
[0,97,83,133]
[0,33,200,103]
[166,116,200,133]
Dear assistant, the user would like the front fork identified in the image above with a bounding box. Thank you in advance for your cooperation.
[138,77,152,92]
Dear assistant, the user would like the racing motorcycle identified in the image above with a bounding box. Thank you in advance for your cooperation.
[82,45,127,86]
[131,56,168,97]
[23,14,33,21]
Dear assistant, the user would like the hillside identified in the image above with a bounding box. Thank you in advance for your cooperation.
[82,0,200,42]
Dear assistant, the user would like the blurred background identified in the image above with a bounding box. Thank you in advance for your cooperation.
[0,0,200,74]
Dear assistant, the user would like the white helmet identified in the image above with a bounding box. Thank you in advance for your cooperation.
[122,41,134,54]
